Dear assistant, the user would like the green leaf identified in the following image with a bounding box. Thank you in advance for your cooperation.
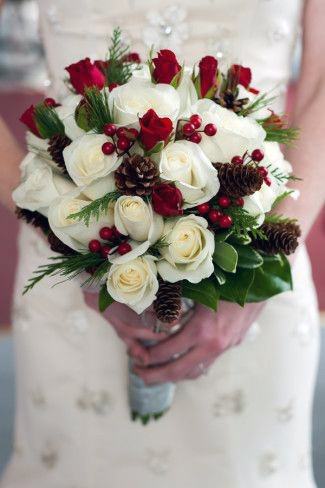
[145,141,165,156]
[213,242,238,273]
[246,254,292,302]
[220,268,255,306]
[214,266,226,285]
[214,230,232,242]
[235,245,263,269]
[98,285,114,312]
[182,278,220,311]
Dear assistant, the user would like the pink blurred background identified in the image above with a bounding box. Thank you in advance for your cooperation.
[0,87,324,327]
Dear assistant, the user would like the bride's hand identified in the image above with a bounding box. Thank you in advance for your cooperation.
[133,301,264,384]
[84,293,166,362]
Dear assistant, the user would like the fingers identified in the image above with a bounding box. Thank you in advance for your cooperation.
[134,347,214,385]
[145,324,197,366]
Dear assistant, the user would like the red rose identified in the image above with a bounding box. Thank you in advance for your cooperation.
[152,184,183,217]
[198,56,218,98]
[19,105,42,138]
[139,109,173,151]
[152,49,182,85]
[65,58,106,95]
[122,52,141,64]
[94,59,109,74]
[230,64,252,88]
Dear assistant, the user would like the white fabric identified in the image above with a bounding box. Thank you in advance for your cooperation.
[1,0,320,486]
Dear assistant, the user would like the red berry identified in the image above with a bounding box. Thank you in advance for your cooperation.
[112,226,123,239]
[117,242,132,255]
[117,136,130,151]
[108,83,119,91]
[264,176,272,187]
[103,123,116,137]
[189,131,202,144]
[235,197,244,207]
[99,227,114,241]
[183,122,195,136]
[101,245,112,258]
[88,239,101,253]
[231,155,243,165]
[197,203,210,215]
[258,166,268,178]
[126,128,139,139]
[102,142,115,155]
[44,97,57,107]
[208,209,222,224]
[218,196,231,208]
[116,127,126,137]
[251,149,264,162]
[189,114,202,129]
[204,123,217,136]
[219,215,233,229]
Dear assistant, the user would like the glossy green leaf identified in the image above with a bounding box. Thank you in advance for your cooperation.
[98,285,114,312]
[214,230,232,242]
[235,245,264,269]
[246,254,292,302]
[213,242,238,273]
[219,268,255,306]
[214,267,226,285]
[182,278,220,311]
[145,140,165,156]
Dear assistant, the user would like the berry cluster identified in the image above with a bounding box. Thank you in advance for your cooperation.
[181,114,217,144]
[196,194,243,229]
[88,226,132,257]
[102,124,139,156]
[231,148,271,186]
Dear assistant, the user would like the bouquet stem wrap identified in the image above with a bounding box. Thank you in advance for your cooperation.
[129,299,194,424]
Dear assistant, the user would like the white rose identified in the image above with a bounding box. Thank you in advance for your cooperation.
[55,94,84,140]
[244,141,292,216]
[190,99,266,162]
[111,196,164,264]
[177,69,198,117]
[106,255,159,314]
[13,154,75,215]
[160,140,219,208]
[82,174,116,200]
[63,133,119,186]
[48,190,114,251]
[157,215,215,283]
[110,77,181,125]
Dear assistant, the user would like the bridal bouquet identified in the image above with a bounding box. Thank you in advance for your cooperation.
[14,28,301,423]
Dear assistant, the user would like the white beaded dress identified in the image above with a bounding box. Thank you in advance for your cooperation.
[1,1,320,487]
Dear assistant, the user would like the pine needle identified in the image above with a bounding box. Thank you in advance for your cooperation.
[225,206,266,240]
[267,165,301,184]
[105,27,135,85]
[271,190,295,210]
[67,190,121,226]
[84,87,114,133]
[23,252,105,294]
[264,213,298,225]
[239,93,277,117]
[34,103,65,139]
[263,126,299,145]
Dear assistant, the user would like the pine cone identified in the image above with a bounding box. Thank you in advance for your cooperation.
[48,134,71,172]
[15,207,50,234]
[115,154,159,196]
[252,221,301,255]
[213,162,264,198]
[47,231,76,256]
[215,89,249,114]
[154,280,182,324]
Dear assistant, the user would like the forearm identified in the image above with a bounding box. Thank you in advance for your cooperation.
[0,117,24,212]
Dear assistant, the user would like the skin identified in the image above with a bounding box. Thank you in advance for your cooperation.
[1,0,324,384]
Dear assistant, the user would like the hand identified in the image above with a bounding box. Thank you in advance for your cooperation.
[133,301,264,384]
[84,293,166,362]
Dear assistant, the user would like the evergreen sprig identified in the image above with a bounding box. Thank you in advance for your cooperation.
[148,236,169,257]
[84,87,114,133]
[239,93,277,117]
[35,103,65,139]
[264,213,298,225]
[263,125,299,145]
[225,206,266,240]
[105,27,135,85]
[23,252,105,294]
[68,190,121,226]
[267,165,301,184]
[271,190,294,210]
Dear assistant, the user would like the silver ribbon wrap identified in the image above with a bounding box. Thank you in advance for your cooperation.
[128,299,195,421]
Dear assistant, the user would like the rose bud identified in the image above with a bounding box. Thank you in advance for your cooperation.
[139,109,173,151]
[230,64,252,88]
[94,59,109,74]
[197,55,218,98]
[122,52,141,64]
[65,57,106,95]
[19,105,42,138]
[152,49,182,86]
[152,183,183,217]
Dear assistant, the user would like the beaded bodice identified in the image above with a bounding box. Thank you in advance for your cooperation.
[38,0,303,103]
